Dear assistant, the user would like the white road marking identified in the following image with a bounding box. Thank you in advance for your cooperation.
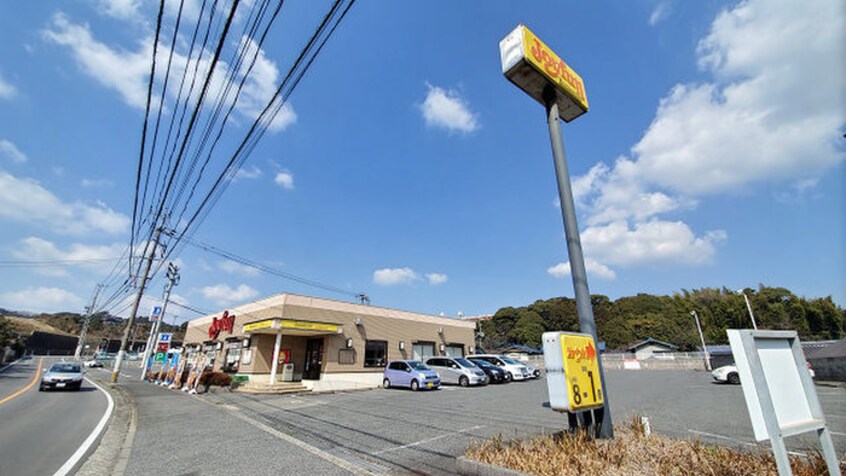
[830,431,845,437]
[0,358,22,373]
[373,425,485,455]
[53,377,115,476]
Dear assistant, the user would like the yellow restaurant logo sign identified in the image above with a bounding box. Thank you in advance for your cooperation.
[243,319,273,332]
[522,27,587,110]
[280,319,339,333]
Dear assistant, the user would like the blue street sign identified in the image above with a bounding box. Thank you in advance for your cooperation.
[159,333,172,343]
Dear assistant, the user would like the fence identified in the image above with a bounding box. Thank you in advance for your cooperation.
[510,352,712,371]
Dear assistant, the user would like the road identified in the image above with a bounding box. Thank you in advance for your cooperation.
[0,356,110,476]
[191,369,845,474]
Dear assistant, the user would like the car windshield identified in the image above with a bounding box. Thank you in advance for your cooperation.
[455,358,476,368]
[500,357,521,365]
[408,361,429,371]
[472,359,494,368]
[50,363,81,373]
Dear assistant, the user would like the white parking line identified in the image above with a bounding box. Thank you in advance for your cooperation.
[53,377,115,476]
[687,430,807,457]
[373,425,485,455]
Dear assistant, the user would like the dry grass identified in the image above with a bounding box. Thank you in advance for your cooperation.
[466,416,841,476]
[3,315,72,336]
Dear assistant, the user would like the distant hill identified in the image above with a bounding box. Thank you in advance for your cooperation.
[3,315,73,336]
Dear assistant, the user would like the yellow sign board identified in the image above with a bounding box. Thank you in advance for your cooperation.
[542,331,605,412]
[243,320,273,332]
[500,25,589,122]
[280,319,339,333]
[560,333,603,410]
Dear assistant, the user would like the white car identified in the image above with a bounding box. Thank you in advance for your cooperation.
[712,362,815,384]
[467,355,530,382]
[84,359,104,368]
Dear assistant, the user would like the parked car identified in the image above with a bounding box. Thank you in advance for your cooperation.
[84,359,104,368]
[382,360,441,391]
[467,355,531,382]
[526,365,541,378]
[40,362,84,391]
[425,357,488,386]
[712,361,816,385]
[469,358,508,383]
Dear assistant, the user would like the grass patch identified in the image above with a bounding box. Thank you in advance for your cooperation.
[466,416,841,475]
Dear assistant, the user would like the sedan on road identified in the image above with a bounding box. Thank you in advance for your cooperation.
[84,359,104,368]
[40,362,84,391]
[470,358,508,383]
[383,360,440,391]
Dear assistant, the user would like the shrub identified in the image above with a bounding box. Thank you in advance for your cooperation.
[199,371,232,388]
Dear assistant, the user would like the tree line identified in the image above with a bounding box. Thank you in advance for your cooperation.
[480,286,844,351]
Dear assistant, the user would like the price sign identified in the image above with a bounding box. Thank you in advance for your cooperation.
[542,331,605,412]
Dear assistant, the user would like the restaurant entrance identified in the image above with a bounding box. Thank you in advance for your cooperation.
[303,338,324,380]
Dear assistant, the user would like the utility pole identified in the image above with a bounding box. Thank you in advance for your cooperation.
[690,310,711,371]
[112,227,162,383]
[140,262,179,380]
[75,284,104,360]
[738,289,758,330]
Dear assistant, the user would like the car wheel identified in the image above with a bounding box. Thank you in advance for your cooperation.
[410,379,419,391]
[459,376,469,387]
[383,378,391,389]
[38,385,44,392]
[504,372,513,383]
[727,372,740,385]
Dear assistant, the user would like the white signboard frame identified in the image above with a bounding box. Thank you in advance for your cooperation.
[727,329,840,476]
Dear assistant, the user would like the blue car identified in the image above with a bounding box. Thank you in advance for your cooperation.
[383,360,441,391]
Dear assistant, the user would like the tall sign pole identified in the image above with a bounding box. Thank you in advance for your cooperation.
[500,25,613,438]
[112,227,162,383]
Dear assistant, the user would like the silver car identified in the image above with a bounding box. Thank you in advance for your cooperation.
[40,362,84,391]
[425,357,489,387]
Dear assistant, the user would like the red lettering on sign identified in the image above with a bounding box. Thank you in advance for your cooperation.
[566,342,596,363]
[529,37,586,103]
[208,310,236,340]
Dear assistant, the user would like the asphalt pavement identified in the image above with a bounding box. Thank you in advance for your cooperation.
[0,356,110,476]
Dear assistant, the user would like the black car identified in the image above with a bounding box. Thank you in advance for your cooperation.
[470,358,507,383]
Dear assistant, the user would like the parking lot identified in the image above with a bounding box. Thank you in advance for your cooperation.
[198,369,845,475]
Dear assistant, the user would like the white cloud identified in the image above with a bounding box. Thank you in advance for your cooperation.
[218,260,260,277]
[0,287,85,314]
[201,283,259,306]
[81,178,113,188]
[547,259,617,281]
[0,171,130,235]
[568,0,842,273]
[0,73,17,99]
[96,0,143,22]
[0,139,27,163]
[419,84,479,133]
[274,171,294,190]
[426,273,448,285]
[582,220,726,267]
[42,15,297,133]
[373,267,419,286]
[649,2,671,26]
[12,237,125,277]
[234,165,262,180]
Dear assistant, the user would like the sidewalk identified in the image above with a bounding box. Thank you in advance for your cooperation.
[87,376,368,475]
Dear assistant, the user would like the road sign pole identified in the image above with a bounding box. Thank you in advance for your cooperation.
[545,91,613,438]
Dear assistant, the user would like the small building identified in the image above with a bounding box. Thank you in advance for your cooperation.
[626,337,679,360]
[499,344,542,362]
[183,293,476,391]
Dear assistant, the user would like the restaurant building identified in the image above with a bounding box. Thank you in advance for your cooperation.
[183,293,476,391]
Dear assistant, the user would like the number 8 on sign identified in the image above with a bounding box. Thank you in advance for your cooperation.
[542,331,605,412]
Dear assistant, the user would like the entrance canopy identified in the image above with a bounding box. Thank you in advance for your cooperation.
[243,318,342,337]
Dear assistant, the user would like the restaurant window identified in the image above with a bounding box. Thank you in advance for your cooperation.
[364,340,387,367]
[223,341,242,373]
[412,342,435,361]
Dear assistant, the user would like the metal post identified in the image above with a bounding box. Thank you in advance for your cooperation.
[269,331,283,385]
[545,92,613,438]
[690,311,711,371]
[140,263,179,380]
[75,284,103,360]
[740,291,758,330]
[112,227,162,383]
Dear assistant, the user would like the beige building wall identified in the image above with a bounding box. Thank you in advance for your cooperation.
[183,293,476,380]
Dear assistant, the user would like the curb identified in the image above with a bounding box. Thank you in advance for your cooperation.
[75,377,138,476]
[816,380,846,388]
[455,457,530,476]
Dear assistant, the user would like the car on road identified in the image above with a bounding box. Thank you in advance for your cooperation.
[526,365,541,378]
[425,357,488,386]
[84,359,104,368]
[469,358,508,383]
[383,360,441,391]
[467,354,531,382]
[40,362,84,391]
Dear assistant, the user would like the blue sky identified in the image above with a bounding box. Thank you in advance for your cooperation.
[0,0,843,323]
